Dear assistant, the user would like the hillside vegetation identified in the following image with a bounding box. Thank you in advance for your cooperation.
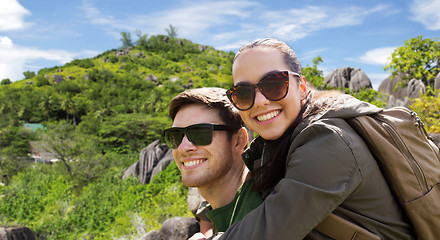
[0,33,438,239]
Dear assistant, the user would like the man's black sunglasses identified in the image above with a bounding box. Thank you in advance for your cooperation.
[163,123,239,149]
[226,71,300,111]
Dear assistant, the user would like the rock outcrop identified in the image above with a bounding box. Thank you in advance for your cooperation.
[138,217,199,240]
[430,133,440,149]
[122,140,173,184]
[435,72,440,90]
[0,226,36,240]
[378,74,425,108]
[324,67,372,92]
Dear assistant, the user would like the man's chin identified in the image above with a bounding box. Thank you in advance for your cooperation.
[181,177,202,188]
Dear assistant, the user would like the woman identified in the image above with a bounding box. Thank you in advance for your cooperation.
[215,39,415,239]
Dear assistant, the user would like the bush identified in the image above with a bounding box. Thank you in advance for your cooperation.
[348,88,387,108]
[69,58,95,69]
[409,91,440,133]
[0,155,190,240]
[1,78,11,85]
[36,75,50,86]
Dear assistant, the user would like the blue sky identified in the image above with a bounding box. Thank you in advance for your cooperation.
[1,0,439,89]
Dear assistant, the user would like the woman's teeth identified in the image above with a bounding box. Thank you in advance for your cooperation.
[256,110,280,122]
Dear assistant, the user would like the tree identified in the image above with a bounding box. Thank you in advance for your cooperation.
[120,31,133,48]
[61,96,78,125]
[165,24,178,38]
[384,35,440,88]
[23,71,36,79]
[39,94,56,120]
[39,122,75,176]
[1,78,11,85]
[302,56,326,89]
[135,30,148,49]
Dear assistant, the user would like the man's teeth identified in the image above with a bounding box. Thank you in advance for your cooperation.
[184,160,203,167]
[257,110,280,122]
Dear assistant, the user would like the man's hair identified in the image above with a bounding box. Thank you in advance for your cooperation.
[169,87,244,129]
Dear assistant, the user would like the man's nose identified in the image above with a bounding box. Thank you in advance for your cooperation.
[177,135,197,151]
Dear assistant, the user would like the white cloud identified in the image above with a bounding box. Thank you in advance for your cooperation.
[0,36,98,81]
[301,48,328,61]
[354,47,397,66]
[258,5,390,42]
[80,0,260,40]
[80,1,391,51]
[0,0,31,31]
[410,0,440,30]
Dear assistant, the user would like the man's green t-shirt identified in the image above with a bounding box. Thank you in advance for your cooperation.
[206,178,263,233]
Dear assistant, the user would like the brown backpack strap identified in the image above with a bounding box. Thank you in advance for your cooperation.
[315,213,381,240]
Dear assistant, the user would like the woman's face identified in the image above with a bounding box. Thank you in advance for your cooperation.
[232,47,305,140]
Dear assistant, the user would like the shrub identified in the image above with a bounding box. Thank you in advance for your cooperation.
[409,91,440,133]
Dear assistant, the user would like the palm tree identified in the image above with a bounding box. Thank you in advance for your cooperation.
[61,97,78,125]
[39,95,55,120]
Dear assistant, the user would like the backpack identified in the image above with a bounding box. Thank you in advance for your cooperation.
[317,106,440,240]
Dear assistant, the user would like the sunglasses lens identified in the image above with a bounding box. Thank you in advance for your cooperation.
[260,72,289,101]
[230,85,255,110]
[164,129,184,149]
[187,125,213,146]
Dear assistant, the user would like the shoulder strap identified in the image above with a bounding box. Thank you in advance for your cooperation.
[315,213,380,240]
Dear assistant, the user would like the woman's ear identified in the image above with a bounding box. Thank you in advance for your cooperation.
[299,76,308,99]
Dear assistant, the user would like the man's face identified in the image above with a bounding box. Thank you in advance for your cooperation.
[172,103,236,189]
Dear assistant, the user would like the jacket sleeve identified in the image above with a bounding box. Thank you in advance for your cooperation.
[218,119,365,239]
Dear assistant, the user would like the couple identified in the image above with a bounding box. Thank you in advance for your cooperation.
[163,39,414,239]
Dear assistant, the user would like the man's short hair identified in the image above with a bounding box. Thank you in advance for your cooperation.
[169,87,244,129]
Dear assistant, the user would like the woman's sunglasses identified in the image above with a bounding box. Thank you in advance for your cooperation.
[163,123,239,149]
[226,71,301,111]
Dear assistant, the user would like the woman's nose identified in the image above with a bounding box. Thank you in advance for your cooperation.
[253,88,270,107]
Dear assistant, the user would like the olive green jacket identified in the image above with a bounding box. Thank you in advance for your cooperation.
[217,94,414,240]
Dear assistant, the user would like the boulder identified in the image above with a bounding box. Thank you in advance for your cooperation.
[324,67,372,92]
[430,133,440,149]
[116,49,129,57]
[145,74,159,85]
[138,230,162,240]
[379,74,425,108]
[135,52,145,58]
[378,74,408,99]
[435,72,440,90]
[183,78,193,90]
[169,77,180,82]
[52,75,65,84]
[407,78,426,99]
[198,45,208,52]
[187,187,204,216]
[122,140,173,184]
[0,226,36,240]
[138,217,199,240]
[160,217,199,240]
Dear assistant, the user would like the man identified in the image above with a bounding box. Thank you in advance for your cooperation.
[163,87,263,238]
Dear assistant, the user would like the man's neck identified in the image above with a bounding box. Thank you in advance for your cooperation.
[198,167,250,209]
